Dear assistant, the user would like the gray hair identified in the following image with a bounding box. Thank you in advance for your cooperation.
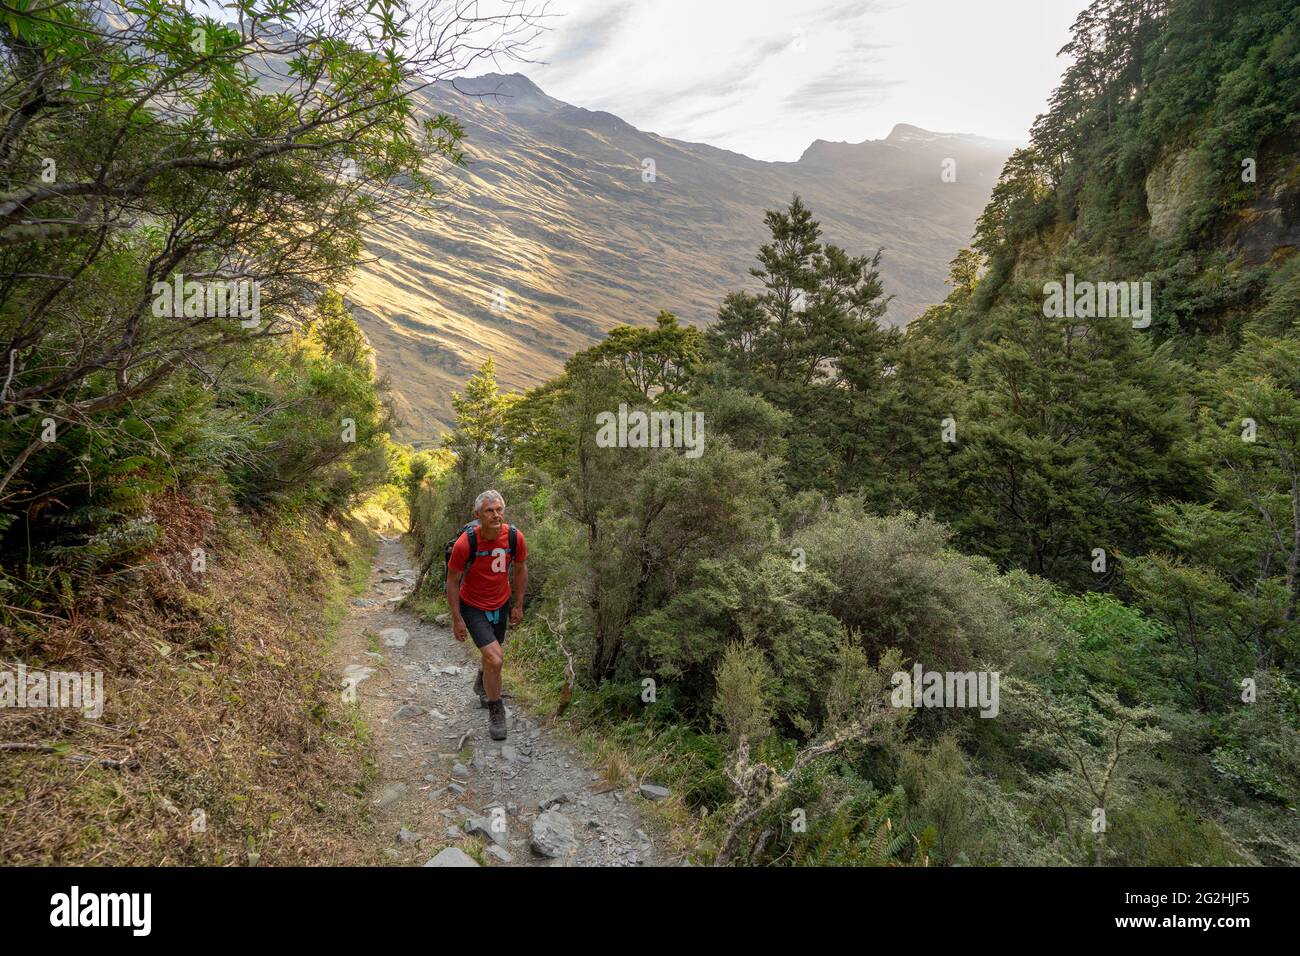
[474,489,505,512]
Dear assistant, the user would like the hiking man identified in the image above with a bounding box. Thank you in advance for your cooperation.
[446,490,527,741]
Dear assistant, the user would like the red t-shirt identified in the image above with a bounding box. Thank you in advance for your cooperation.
[449,524,526,611]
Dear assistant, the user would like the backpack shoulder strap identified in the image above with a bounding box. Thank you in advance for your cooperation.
[508,525,518,559]
[465,527,478,568]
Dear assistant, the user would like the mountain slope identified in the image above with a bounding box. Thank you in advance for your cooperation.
[345,74,1015,440]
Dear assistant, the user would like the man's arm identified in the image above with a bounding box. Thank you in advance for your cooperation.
[510,561,527,625]
[447,566,469,642]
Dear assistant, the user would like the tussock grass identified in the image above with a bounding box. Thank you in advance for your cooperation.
[0,499,383,865]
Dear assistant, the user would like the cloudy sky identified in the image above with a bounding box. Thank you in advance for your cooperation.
[491,0,1085,162]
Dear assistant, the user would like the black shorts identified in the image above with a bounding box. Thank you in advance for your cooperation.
[461,602,509,649]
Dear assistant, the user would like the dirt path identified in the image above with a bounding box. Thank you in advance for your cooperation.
[336,534,661,867]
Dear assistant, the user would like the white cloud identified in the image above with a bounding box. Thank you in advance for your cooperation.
[503,0,1084,161]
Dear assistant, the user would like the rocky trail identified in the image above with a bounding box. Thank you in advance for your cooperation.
[337,534,664,867]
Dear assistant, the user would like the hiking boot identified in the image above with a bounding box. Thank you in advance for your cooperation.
[473,668,489,708]
[487,699,507,741]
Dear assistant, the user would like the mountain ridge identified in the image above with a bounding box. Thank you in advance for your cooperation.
[345,72,1015,441]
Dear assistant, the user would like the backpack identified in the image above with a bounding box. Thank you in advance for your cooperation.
[443,519,518,585]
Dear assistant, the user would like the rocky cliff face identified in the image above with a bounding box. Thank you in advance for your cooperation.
[345,74,1015,440]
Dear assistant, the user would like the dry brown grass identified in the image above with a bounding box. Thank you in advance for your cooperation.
[0,499,383,866]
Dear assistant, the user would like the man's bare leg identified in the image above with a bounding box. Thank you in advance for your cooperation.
[480,639,503,700]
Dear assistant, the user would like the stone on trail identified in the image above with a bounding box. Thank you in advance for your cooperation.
[465,816,508,848]
[448,782,466,796]
[445,826,461,840]
[451,763,471,780]
[486,845,514,864]
[424,847,479,867]
[374,783,407,808]
[398,827,421,844]
[538,793,570,810]
[380,627,410,648]
[342,664,375,685]
[639,783,671,801]
[434,613,450,627]
[393,702,425,719]
[531,810,577,859]
[501,745,518,762]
